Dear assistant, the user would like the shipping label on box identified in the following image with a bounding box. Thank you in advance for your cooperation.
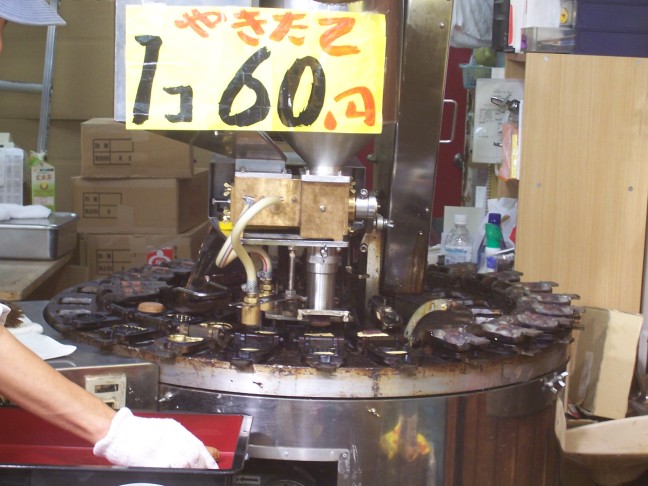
[92,137,134,167]
[81,118,195,179]
[81,192,122,219]
[95,246,133,275]
[72,169,208,234]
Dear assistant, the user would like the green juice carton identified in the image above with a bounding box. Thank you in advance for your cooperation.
[29,151,55,210]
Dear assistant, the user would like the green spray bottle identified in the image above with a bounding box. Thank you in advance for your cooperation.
[478,220,503,273]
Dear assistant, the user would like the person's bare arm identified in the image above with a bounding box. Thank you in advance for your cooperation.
[0,304,217,469]
[0,324,115,444]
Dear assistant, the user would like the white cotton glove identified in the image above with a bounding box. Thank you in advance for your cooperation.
[93,407,219,469]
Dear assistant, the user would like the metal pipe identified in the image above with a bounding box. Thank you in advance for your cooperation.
[230,196,282,295]
[0,80,43,94]
[38,1,60,153]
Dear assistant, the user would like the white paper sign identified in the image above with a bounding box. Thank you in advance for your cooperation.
[471,78,524,164]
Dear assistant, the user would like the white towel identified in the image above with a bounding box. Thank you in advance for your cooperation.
[0,203,51,221]
[7,314,76,360]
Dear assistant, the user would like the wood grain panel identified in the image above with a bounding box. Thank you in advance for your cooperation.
[516,54,648,313]
[444,391,560,486]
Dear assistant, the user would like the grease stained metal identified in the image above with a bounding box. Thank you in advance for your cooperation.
[43,262,577,399]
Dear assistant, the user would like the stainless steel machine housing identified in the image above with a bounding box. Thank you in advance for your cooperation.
[42,1,578,485]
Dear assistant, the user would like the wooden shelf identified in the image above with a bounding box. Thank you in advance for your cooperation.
[516,53,648,313]
[505,53,526,79]
[0,253,72,301]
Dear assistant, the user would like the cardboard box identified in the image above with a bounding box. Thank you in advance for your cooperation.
[567,307,644,419]
[80,221,209,279]
[0,0,115,121]
[0,120,86,211]
[0,119,83,161]
[556,307,648,485]
[72,169,208,234]
[0,119,215,212]
[81,119,197,179]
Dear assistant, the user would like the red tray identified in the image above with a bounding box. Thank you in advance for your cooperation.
[0,407,251,485]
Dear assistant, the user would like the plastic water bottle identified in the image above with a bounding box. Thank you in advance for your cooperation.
[444,214,473,264]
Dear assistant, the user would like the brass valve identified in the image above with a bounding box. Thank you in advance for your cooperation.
[241,294,261,327]
[259,280,275,312]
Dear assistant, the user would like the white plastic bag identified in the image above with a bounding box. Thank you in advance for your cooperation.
[450,0,494,48]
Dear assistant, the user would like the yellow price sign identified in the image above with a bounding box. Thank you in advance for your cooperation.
[124,6,386,134]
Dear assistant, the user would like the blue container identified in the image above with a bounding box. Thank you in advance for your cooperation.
[575,0,648,57]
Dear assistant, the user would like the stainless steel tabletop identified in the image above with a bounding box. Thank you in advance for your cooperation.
[17,300,159,410]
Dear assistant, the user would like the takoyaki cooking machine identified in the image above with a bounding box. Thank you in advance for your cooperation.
[44,1,580,484]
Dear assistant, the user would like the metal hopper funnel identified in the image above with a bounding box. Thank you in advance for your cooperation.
[259,0,377,176]
[281,132,374,176]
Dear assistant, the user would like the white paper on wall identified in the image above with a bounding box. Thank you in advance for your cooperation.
[472,78,524,164]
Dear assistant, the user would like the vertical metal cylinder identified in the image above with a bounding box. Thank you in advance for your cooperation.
[306,247,340,310]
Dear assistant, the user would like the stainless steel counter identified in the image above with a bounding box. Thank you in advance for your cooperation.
[19,300,159,411]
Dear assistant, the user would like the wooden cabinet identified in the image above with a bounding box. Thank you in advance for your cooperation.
[516,53,648,313]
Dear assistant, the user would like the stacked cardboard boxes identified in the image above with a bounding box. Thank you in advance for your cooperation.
[73,118,210,279]
[0,1,214,212]
[0,2,214,288]
[0,0,118,211]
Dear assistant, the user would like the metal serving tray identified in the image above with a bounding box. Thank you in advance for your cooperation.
[0,407,251,485]
[0,212,78,260]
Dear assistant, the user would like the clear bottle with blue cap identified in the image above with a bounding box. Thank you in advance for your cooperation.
[444,213,473,264]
